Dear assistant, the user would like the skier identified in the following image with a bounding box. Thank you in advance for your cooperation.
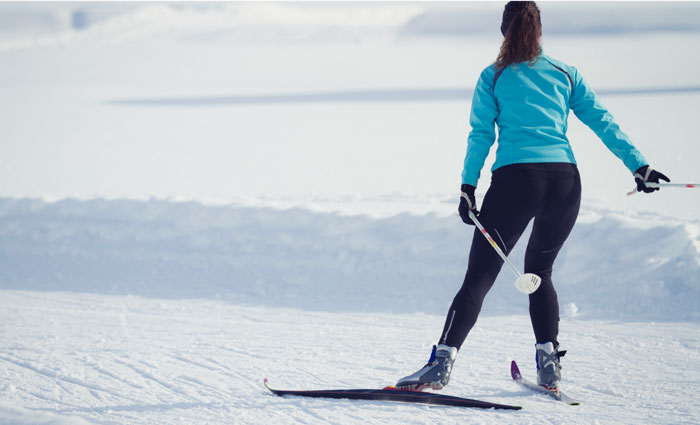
[396,1,669,391]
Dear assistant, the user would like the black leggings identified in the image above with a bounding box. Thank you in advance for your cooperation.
[440,163,581,349]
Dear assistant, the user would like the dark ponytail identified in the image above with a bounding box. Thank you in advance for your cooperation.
[496,1,542,70]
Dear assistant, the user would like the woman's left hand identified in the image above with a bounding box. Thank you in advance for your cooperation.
[634,165,670,193]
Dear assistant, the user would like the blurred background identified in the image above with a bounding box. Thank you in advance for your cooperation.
[1,1,699,219]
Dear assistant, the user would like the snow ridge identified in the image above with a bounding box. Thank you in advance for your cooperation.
[1,197,697,321]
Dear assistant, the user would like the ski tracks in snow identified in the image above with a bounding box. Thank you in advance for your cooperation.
[2,290,700,424]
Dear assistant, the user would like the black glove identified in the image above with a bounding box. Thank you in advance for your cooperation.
[458,184,479,225]
[634,165,670,193]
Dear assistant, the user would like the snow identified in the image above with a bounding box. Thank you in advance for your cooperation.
[1,2,699,424]
[1,197,698,321]
[1,292,699,425]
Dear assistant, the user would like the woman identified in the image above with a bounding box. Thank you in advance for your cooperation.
[396,1,669,391]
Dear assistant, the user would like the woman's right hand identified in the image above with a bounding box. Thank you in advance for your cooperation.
[459,184,479,225]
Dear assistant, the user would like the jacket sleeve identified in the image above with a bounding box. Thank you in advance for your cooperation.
[462,67,498,186]
[569,67,647,173]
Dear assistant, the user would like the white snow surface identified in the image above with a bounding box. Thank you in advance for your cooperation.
[1,2,700,424]
[1,291,699,425]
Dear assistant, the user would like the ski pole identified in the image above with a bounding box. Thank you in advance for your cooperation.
[645,183,697,188]
[626,182,699,196]
[466,208,542,294]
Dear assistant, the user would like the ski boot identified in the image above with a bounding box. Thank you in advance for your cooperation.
[535,341,566,389]
[396,344,458,390]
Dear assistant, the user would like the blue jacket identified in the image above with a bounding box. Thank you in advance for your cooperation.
[461,54,647,186]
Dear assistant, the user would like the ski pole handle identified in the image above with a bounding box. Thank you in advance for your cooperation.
[627,182,698,196]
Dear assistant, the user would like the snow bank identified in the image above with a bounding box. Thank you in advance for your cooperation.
[1,197,697,322]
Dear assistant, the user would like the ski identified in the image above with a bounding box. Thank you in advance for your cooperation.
[264,378,521,410]
[510,360,580,405]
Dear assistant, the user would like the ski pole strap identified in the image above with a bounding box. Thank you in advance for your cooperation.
[633,166,654,183]
[460,191,474,209]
